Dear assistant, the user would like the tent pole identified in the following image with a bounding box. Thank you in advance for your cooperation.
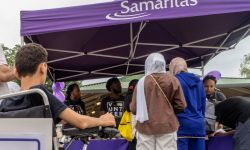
[136,46,178,59]
[184,33,227,46]
[126,23,134,75]
[47,43,129,55]
[48,53,85,64]
[232,26,250,49]
[128,70,145,76]
[138,42,229,50]
[21,36,24,46]
[47,48,83,54]
[138,42,177,47]
[89,43,129,54]
[88,53,128,59]
[207,25,250,64]
[207,33,232,63]
[201,57,205,77]
[126,22,146,74]
[129,23,134,57]
[92,72,123,76]
[132,22,147,42]
[93,63,125,72]
[27,36,34,43]
[132,22,146,58]
[183,45,229,50]
[57,72,89,81]
[47,67,55,82]
[129,64,144,67]
[52,69,56,82]
[54,68,87,73]
[184,24,249,46]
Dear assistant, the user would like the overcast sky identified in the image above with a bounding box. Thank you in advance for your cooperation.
[0,0,249,79]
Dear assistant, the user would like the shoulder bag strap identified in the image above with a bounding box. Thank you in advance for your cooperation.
[150,75,173,111]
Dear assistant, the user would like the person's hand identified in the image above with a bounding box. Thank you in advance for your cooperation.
[210,132,216,137]
[218,124,223,129]
[100,113,116,127]
[210,128,226,137]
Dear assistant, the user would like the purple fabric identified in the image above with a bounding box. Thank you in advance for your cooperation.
[208,135,233,150]
[21,0,250,35]
[20,0,250,81]
[87,139,129,150]
[205,70,221,80]
[64,140,84,150]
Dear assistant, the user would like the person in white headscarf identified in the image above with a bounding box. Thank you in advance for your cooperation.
[130,53,186,150]
[169,57,206,150]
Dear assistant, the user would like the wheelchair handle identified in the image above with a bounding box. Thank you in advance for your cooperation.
[0,89,49,106]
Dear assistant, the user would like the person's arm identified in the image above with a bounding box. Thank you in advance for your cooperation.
[172,79,187,113]
[59,108,116,129]
[130,87,137,115]
[0,65,15,82]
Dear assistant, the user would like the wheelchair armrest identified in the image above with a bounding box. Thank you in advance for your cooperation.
[102,127,119,134]
[61,126,120,139]
[62,127,100,137]
[101,127,120,139]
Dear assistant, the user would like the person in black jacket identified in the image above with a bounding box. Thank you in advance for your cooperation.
[65,83,86,115]
[124,79,138,112]
[100,77,125,127]
[215,96,250,150]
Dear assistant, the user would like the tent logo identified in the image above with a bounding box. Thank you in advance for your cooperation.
[106,0,198,21]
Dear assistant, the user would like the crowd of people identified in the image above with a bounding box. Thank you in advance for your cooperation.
[0,43,249,150]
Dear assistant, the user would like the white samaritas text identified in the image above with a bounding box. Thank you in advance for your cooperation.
[121,0,198,14]
[106,0,198,20]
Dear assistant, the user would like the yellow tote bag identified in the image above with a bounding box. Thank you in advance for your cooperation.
[118,111,133,141]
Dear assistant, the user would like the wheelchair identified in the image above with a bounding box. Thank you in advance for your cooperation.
[0,89,120,150]
[60,126,120,150]
[0,89,56,150]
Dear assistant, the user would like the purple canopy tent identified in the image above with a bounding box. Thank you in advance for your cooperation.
[20,0,250,81]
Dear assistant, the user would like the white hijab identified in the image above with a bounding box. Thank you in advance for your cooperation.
[136,53,166,123]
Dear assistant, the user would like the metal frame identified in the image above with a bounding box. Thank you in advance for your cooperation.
[0,89,59,150]
[42,23,250,81]
[126,22,147,75]
[0,89,49,106]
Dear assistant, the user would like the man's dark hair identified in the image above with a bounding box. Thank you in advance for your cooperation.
[106,77,120,91]
[203,75,217,84]
[66,83,79,100]
[128,79,138,92]
[15,43,48,77]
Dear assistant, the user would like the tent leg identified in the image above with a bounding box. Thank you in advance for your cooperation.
[21,36,24,46]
